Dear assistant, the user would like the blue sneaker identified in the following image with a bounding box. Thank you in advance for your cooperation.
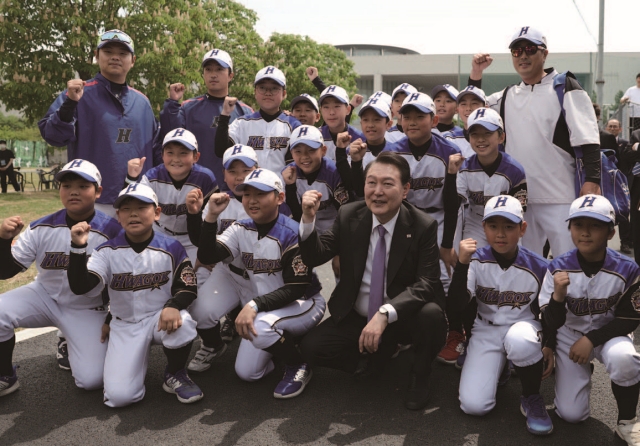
[273,363,312,399]
[0,366,19,397]
[163,368,203,403]
[498,360,511,386]
[455,341,468,370]
[520,394,553,435]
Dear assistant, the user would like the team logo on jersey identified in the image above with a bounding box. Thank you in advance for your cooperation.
[41,252,70,270]
[565,292,620,317]
[411,177,444,191]
[160,203,188,217]
[218,219,236,234]
[513,189,527,207]
[292,255,308,277]
[631,285,640,313]
[116,128,132,143]
[241,252,282,275]
[468,190,488,206]
[110,271,171,292]
[180,265,197,287]
[211,116,220,128]
[334,186,349,205]
[475,285,534,309]
[270,137,289,151]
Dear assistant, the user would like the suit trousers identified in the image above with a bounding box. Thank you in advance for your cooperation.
[300,302,447,376]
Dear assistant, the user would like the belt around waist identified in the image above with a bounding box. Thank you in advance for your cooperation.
[228,264,250,280]
[156,222,188,236]
[417,206,442,214]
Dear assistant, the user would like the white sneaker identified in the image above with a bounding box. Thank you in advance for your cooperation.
[617,418,640,446]
[187,343,228,372]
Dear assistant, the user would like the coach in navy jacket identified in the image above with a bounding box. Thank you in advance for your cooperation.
[297,151,447,410]
[39,30,160,211]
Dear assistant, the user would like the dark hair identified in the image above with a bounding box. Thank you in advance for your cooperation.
[592,103,601,119]
[636,73,640,79]
[363,151,411,185]
[400,104,434,118]
[163,141,198,155]
[567,219,615,232]
[202,59,232,76]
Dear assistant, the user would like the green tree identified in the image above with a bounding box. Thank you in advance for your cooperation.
[261,33,358,110]
[0,0,264,122]
[0,112,43,140]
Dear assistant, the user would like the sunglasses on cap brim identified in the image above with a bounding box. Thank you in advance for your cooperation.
[99,31,133,44]
[510,45,545,57]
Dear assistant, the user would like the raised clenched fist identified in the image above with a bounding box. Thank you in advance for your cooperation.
[169,83,186,101]
[448,153,465,174]
[0,216,24,240]
[186,188,204,214]
[205,192,230,222]
[70,222,91,246]
[336,132,352,149]
[301,190,323,223]
[350,94,364,108]
[471,53,494,78]
[282,165,297,185]
[458,238,477,265]
[553,271,571,302]
[67,79,86,102]
[349,138,367,162]
[222,96,238,116]
[306,67,319,81]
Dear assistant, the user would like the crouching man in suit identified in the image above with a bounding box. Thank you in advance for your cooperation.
[297,151,447,410]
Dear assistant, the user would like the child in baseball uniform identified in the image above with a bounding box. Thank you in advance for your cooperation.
[318,85,364,162]
[540,194,640,445]
[215,66,300,174]
[67,183,203,407]
[127,128,217,266]
[443,86,488,158]
[431,84,461,135]
[449,195,553,435]
[184,145,291,371]
[387,83,418,143]
[445,107,528,369]
[290,94,320,126]
[0,160,121,396]
[197,168,325,399]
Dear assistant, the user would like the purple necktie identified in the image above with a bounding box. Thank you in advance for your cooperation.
[368,225,387,320]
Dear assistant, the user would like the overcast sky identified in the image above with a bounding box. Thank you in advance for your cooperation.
[238,0,639,54]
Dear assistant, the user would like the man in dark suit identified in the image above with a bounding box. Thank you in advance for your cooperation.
[297,152,447,410]
[621,128,640,264]
[607,119,633,254]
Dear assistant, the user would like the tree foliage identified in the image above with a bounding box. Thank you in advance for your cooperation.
[261,33,358,110]
[0,112,43,140]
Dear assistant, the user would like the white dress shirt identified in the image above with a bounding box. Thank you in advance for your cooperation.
[299,210,400,323]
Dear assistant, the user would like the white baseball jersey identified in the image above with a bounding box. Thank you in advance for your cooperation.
[229,111,300,173]
[443,127,475,158]
[539,248,640,334]
[467,246,548,326]
[288,158,348,233]
[86,230,197,323]
[385,125,405,143]
[11,209,121,309]
[353,139,400,169]
[320,125,364,161]
[141,164,217,237]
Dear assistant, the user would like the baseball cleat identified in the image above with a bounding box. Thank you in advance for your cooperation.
[220,315,237,342]
[163,368,204,403]
[616,417,640,445]
[437,330,465,364]
[455,340,468,370]
[273,363,312,399]
[187,343,228,372]
[520,394,553,435]
[57,337,71,371]
[0,366,19,397]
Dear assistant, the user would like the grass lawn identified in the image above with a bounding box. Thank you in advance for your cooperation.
[0,190,63,294]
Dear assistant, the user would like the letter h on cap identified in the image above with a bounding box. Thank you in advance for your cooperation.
[265,66,275,75]
[231,145,244,155]
[171,128,185,137]
[297,127,309,137]
[494,196,508,208]
[580,196,597,208]
[474,109,486,119]
[125,183,139,193]
[519,26,530,37]
[408,93,421,102]
[326,86,337,93]
[69,159,84,169]
[248,169,262,180]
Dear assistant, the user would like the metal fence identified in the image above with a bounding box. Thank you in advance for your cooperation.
[4,140,51,168]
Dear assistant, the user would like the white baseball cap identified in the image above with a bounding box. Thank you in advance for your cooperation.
[566,194,615,223]
[369,91,392,107]
[399,92,435,114]
[201,49,233,71]
[254,66,286,87]
[319,85,349,105]
[359,97,392,120]
[289,125,324,150]
[483,195,523,223]
[97,29,134,54]
[392,83,418,100]
[457,86,487,105]
[509,26,547,48]
[467,108,504,132]
[431,84,459,101]
[55,159,102,186]
[162,128,198,152]
[223,144,258,169]
[290,94,319,112]
[114,183,159,209]
[236,168,283,194]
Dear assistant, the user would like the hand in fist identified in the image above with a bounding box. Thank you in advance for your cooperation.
[67,79,86,102]
[70,222,91,246]
[471,53,494,77]
[0,216,24,240]
[169,83,186,101]
[205,193,230,222]
[127,157,146,179]
[350,94,364,108]
[458,238,477,265]
[222,96,238,116]
[283,166,297,185]
[349,138,367,162]
[301,190,322,223]
[186,188,204,214]
[553,271,570,302]
[306,67,319,81]
[336,131,352,149]
[448,154,464,174]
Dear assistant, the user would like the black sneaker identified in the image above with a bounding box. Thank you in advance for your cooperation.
[57,337,71,371]
[220,315,237,342]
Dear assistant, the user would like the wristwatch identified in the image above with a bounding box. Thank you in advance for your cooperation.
[378,307,389,319]
[248,301,259,312]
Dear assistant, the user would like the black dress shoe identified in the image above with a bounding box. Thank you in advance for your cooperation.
[353,356,383,381]
[404,373,429,410]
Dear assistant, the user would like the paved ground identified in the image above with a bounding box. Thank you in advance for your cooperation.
[0,249,637,445]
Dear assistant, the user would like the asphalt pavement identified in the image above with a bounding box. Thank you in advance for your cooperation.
[0,256,636,446]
